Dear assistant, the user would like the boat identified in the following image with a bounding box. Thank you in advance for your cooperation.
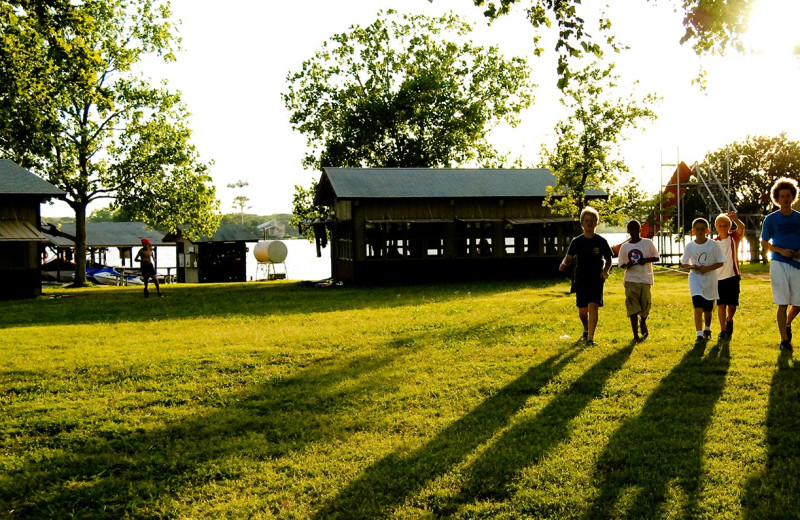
[88,266,144,286]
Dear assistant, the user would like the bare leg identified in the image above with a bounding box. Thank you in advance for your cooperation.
[153,275,162,295]
[694,307,704,333]
[704,310,713,329]
[579,307,589,336]
[788,305,800,326]
[778,305,789,341]
[587,302,599,340]
[717,305,727,332]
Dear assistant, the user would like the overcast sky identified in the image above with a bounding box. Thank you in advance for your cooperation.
[41,0,800,218]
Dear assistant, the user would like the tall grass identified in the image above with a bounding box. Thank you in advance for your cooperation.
[0,267,796,519]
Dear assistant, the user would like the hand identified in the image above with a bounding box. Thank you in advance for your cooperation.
[559,262,568,272]
[727,210,738,219]
[780,248,796,259]
[600,271,610,280]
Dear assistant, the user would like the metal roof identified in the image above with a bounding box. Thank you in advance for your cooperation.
[0,220,49,241]
[42,222,170,248]
[163,224,260,243]
[317,167,607,201]
[0,159,66,197]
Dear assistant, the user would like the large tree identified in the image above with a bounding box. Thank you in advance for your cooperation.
[0,0,219,285]
[283,10,535,235]
[541,61,657,221]
[469,0,751,86]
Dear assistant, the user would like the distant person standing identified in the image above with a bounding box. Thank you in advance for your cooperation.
[714,211,745,340]
[760,177,800,351]
[618,220,660,343]
[559,206,613,345]
[135,238,163,298]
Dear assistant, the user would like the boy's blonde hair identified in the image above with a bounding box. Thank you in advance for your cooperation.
[579,206,600,223]
[714,213,731,227]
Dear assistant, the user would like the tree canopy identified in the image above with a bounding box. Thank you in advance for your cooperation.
[0,0,219,285]
[283,10,535,236]
[470,0,750,86]
[541,62,658,222]
[702,134,800,217]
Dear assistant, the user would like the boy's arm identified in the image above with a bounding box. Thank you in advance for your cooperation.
[730,212,745,236]
[559,253,574,272]
[698,262,724,273]
[134,250,142,262]
[601,255,612,278]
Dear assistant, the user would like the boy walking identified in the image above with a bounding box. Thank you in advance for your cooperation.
[559,207,613,345]
[681,218,726,347]
[714,211,745,339]
[760,177,800,351]
[618,220,659,342]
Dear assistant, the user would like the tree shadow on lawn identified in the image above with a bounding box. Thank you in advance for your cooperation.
[2,349,401,518]
[742,351,800,517]
[2,315,553,518]
[312,347,582,519]
[439,341,636,516]
[582,341,730,519]
[1,278,567,329]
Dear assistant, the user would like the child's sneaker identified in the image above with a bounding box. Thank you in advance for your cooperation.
[718,331,729,340]
[158,293,165,298]
[694,337,705,348]
[780,339,793,351]
[144,288,149,298]
[726,320,734,337]
[703,329,712,339]
[582,331,589,341]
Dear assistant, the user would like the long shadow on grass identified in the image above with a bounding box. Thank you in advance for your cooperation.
[312,348,580,519]
[742,351,800,517]
[440,341,635,516]
[582,341,730,519]
[0,278,566,329]
[1,350,401,518]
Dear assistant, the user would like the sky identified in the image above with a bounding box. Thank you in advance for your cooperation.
[40,0,800,218]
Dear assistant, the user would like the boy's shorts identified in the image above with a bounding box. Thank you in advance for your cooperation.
[624,281,652,317]
[692,295,714,312]
[717,275,740,306]
[770,261,800,306]
[576,279,605,308]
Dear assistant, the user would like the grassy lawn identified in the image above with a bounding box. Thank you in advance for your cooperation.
[1,266,798,519]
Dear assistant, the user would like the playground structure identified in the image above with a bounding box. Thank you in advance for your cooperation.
[649,154,761,266]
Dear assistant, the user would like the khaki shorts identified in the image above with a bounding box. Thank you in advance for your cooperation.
[624,281,652,317]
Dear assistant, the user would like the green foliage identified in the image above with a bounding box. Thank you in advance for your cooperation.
[290,182,329,241]
[88,206,130,222]
[0,0,219,284]
[702,134,800,216]
[541,62,657,219]
[0,273,796,517]
[284,10,533,171]
[473,0,751,86]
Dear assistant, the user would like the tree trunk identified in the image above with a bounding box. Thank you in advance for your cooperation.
[72,202,89,286]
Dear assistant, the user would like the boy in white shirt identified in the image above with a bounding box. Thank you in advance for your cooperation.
[618,220,660,342]
[681,218,727,347]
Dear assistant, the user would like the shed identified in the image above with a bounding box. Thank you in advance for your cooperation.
[257,219,286,239]
[163,224,259,283]
[42,221,169,274]
[314,167,607,283]
[0,159,66,299]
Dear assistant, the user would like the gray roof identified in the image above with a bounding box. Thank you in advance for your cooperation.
[0,159,66,197]
[42,222,169,248]
[0,220,49,241]
[163,224,260,243]
[317,167,607,201]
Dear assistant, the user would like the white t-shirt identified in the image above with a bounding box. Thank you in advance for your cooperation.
[681,239,727,299]
[618,238,659,285]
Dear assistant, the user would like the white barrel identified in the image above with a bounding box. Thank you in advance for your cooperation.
[254,240,288,263]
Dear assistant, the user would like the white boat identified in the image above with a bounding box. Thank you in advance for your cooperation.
[90,267,144,286]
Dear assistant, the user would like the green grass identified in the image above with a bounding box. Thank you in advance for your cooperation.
[1,267,798,519]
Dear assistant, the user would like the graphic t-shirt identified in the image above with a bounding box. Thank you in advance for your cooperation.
[761,210,800,269]
[567,234,613,284]
[618,238,659,285]
[681,239,727,299]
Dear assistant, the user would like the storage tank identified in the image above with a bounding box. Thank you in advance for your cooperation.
[254,240,288,263]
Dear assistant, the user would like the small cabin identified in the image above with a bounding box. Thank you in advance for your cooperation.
[315,167,606,283]
[164,224,259,283]
[0,159,66,299]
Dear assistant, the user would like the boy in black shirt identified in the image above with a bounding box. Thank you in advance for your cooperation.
[559,207,613,345]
